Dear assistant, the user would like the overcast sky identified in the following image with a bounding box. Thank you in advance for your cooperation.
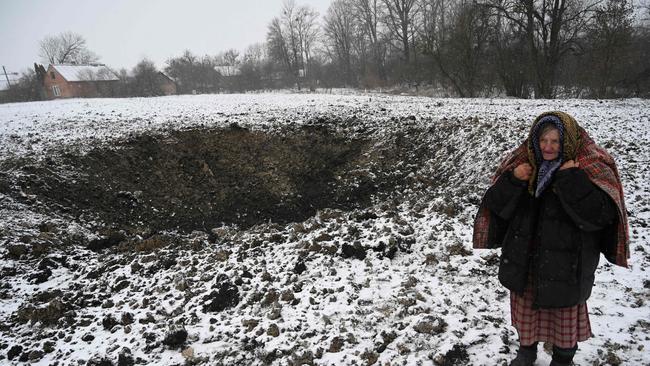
[1,0,333,74]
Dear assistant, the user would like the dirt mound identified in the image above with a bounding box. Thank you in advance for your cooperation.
[0,121,430,233]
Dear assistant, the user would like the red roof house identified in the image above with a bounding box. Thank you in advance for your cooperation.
[43,64,119,99]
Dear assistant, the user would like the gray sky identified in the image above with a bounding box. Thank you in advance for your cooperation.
[1,0,333,74]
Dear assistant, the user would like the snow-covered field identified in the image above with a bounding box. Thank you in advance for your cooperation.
[0,93,648,365]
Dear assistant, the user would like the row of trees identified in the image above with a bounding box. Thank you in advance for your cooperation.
[3,0,650,103]
[314,0,650,98]
[114,49,252,97]
[162,0,650,98]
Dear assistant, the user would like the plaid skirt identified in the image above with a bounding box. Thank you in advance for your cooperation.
[510,284,592,348]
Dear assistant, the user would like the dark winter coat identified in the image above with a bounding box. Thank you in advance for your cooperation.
[483,167,617,308]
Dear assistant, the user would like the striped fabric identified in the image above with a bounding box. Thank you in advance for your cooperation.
[575,129,630,267]
[511,284,592,348]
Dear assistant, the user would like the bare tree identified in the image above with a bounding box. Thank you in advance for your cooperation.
[382,0,418,62]
[295,4,320,80]
[414,0,459,85]
[268,17,293,74]
[435,2,496,97]
[165,50,198,93]
[627,1,650,96]
[243,43,267,64]
[131,59,163,97]
[216,49,240,66]
[351,0,387,83]
[238,43,268,90]
[283,1,302,77]
[416,0,445,55]
[481,0,597,98]
[39,31,99,65]
[114,68,130,97]
[3,69,43,103]
[324,0,359,85]
[266,0,320,89]
[491,4,531,97]
[165,50,220,94]
[582,0,634,97]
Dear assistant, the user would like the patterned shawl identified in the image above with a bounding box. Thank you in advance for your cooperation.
[472,111,629,268]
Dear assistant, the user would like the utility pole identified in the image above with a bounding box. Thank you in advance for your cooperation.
[2,66,19,87]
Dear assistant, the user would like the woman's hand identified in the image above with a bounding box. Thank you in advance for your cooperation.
[560,160,579,170]
[513,163,532,181]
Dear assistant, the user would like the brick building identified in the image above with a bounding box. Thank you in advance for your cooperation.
[43,64,119,99]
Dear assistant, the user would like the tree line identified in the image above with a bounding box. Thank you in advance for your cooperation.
[3,0,650,103]
[314,0,650,98]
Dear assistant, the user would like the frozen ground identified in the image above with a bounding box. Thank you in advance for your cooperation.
[0,93,648,365]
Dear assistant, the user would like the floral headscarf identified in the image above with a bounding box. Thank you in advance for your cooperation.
[530,115,564,197]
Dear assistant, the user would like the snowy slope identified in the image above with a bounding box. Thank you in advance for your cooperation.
[0,93,648,365]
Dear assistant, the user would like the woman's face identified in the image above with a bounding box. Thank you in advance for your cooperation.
[539,128,561,161]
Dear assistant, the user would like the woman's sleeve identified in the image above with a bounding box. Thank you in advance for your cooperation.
[553,168,617,231]
[483,170,528,221]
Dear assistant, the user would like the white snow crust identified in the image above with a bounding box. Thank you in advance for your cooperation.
[0,93,648,365]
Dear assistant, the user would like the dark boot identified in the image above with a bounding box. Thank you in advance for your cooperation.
[509,342,538,366]
[549,344,577,366]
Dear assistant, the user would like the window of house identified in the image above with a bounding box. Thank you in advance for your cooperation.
[52,85,61,97]
[50,72,55,80]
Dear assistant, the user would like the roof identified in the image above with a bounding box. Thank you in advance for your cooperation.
[214,65,241,76]
[51,64,119,82]
[158,72,175,83]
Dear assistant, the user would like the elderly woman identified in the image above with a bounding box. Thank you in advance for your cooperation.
[473,111,629,366]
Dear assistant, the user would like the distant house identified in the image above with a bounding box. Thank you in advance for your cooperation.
[157,72,177,95]
[43,64,119,99]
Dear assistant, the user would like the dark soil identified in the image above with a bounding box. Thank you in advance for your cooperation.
[202,279,240,313]
[0,122,431,234]
[436,344,470,366]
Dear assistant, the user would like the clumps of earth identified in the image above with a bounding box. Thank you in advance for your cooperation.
[2,119,434,233]
[0,112,647,365]
[0,114,462,364]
